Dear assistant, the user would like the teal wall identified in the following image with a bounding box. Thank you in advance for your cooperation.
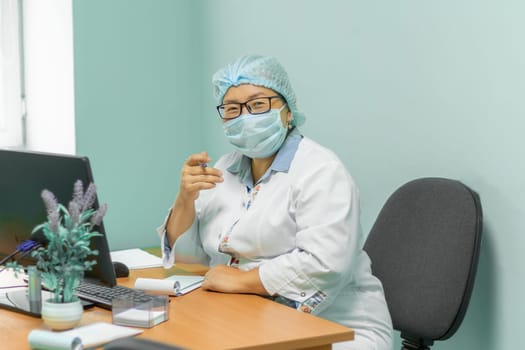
[74,1,525,349]
[73,0,206,248]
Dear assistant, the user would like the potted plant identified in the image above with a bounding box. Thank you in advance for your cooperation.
[28,180,107,329]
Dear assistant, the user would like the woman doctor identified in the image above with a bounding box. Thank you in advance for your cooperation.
[158,55,393,350]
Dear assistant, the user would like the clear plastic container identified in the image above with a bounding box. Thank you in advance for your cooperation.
[112,293,169,328]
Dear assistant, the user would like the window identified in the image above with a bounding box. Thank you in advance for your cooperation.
[1,0,75,154]
[22,0,76,154]
[0,0,23,148]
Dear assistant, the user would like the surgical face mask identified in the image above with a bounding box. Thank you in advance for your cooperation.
[223,105,287,159]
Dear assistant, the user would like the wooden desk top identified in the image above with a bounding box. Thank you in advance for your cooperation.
[0,265,353,350]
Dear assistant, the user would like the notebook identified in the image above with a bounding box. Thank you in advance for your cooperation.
[134,275,204,296]
[28,322,143,349]
[0,149,120,315]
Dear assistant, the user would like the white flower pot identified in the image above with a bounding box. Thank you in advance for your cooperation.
[41,299,83,330]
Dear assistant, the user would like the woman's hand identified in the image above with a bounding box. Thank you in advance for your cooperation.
[202,265,269,295]
[178,151,223,203]
[166,151,223,245]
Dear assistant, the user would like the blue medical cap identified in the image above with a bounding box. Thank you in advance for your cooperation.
[212,55,306,127]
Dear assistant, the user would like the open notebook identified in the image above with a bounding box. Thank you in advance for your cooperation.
[134,275,204,296]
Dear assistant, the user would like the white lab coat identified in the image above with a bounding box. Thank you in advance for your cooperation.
[158,134,393,350]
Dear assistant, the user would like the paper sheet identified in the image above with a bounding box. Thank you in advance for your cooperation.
[0,267,27,289]
[113,308,167,328]
[110,249,163,269]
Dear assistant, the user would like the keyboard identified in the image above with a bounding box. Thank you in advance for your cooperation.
[76,281,154,309]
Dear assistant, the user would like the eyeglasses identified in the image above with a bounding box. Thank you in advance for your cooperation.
[216,96,284,120]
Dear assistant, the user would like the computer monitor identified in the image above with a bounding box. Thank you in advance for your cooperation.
[0,149,117,287]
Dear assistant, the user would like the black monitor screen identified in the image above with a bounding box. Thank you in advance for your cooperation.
[0,149,116,286]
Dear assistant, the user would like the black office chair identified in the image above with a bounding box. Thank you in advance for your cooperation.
[364,177,483,350]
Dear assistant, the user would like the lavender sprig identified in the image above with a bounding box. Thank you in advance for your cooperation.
[68,201,81,225]
[72,180,84,205]
[48,210,60,234]
[41,189,58,215]
[90,203,108,226]
[81,183,97,211]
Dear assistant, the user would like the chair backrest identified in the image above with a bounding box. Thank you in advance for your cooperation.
[364,178,482,349]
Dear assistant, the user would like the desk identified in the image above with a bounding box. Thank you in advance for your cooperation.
[0,265,354,350]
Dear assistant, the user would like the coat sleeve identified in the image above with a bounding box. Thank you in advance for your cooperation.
[157,209,210,268]
[258,160,362,315]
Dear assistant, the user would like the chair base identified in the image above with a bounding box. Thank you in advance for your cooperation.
[401,341,429,350]
[401,335,434,350]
